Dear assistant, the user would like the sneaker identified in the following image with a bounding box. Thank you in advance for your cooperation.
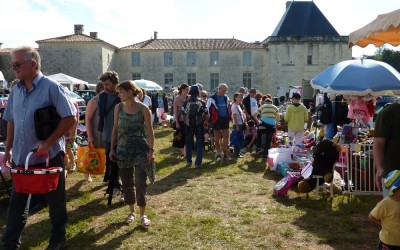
[235,154,244,158]
[125,212,135,223]
[185,162,192,168]
[140,215,152,228]
[85,174,93,183]
[215,154,222,162]
[240,148,247,154]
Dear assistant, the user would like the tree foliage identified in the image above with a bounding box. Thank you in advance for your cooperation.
[373,48,400,72]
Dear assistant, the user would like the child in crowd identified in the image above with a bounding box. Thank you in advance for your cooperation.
[244,119,257,152]
[368,170,400,249]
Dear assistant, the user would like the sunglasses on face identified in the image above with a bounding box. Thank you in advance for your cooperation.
[9,60,31,70]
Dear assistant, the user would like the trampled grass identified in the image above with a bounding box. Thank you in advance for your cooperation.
[0,126,381,249]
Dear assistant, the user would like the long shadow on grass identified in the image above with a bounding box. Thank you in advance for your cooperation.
[272,194,380,249]
[66,221,144,249]
[238,156,268,173]
[149,166,204,195]
[21,197,123,248]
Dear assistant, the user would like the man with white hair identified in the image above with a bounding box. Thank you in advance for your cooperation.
[207,83,231,162]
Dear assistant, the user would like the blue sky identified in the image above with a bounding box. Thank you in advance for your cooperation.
[0,0,399,57]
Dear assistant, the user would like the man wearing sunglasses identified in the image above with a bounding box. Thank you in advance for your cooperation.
[2,46,76,250]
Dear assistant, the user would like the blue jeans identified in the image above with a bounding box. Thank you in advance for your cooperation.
[233,125,244,157]
[185,126,204,166]
[2,152,67,249]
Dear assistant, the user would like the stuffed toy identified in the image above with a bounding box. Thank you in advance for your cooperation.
[297,139,341,193]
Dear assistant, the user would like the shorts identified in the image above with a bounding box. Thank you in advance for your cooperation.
[65,130,76,149]
[212,117,230,130]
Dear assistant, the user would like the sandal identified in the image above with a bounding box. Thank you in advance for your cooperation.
[140,215,151,227]
[125,212,135,223]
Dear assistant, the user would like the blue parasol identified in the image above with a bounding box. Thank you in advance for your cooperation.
[311,59,400,96]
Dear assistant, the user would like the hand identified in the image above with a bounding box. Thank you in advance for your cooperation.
[35,141,51,156]
[375,168,384,191]
[147,151,155,164]
[109,150,117,162]
[3,151,12,168]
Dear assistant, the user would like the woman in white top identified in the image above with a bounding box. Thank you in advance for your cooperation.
[136,87,152,109]
[231,92,246,158]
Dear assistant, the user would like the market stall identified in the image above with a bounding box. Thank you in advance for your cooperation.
[309,58,400,195]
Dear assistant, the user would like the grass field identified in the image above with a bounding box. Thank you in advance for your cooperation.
[0,126,381,250]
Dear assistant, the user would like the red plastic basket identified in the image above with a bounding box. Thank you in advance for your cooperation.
[11,152,62,194]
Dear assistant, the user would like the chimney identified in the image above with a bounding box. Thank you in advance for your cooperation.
[74,24,84,34]
[286,1,293,9]
[90,32,98,38]
[154,31,158,40]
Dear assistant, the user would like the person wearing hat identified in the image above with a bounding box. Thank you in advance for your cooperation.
[181,85,208,168]
[284,93,308,147]
[369,170,400,249]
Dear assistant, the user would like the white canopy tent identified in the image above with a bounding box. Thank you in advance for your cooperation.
[47,73,88,91]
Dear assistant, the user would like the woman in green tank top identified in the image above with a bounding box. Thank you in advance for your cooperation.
[109,80,155,227]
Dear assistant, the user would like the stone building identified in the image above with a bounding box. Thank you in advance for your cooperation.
[0,1,351,96]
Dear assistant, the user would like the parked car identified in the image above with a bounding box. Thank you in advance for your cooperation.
[74,90,96,105]
[68,91,86,113]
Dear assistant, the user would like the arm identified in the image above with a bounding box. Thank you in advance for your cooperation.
[36,115,76,155]
[109,103,120,161]
[173,98,180,129]
[85,98,97,147]
[368,213,381,226]
[143,105,155,163]
[3,121,14,167]
[232,105,239,130]
[373,137,386,190]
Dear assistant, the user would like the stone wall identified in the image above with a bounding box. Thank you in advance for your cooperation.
[38,42,116,84]
[117,48,267,93]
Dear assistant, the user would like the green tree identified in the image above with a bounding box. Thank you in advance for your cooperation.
[374,48,400,72]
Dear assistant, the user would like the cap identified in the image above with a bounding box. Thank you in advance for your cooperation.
[196,83,203,91]
[189,85,199,95]
[384,170,400,195]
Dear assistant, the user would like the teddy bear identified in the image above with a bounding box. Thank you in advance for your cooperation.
[297,139,341,193]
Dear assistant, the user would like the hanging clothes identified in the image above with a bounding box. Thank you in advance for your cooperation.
[347,97,370,123]
[320,93,332,125]
[334,94,351,126]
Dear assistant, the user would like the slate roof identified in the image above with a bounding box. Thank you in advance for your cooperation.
[120,39,263,50]
[36,34,118,48]
[271,1,340,36]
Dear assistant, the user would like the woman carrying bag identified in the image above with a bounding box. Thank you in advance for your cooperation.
[109,80,155,227]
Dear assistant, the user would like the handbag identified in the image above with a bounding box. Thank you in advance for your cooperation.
[34,106,61,140]
[11,151,63,194]
[77,146,106,175]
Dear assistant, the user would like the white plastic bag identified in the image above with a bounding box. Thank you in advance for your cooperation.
[267,147,292,171]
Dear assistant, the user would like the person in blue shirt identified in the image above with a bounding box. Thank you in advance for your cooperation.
[207,83,231,162]
[2,46,76,250]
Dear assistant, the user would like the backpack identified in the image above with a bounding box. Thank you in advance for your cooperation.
[209,94,232,124]
[184,99,204,127]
